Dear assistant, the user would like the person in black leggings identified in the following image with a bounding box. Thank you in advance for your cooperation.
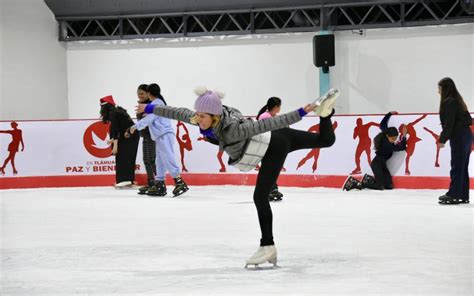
[133,84,156,194]
[100,95,139,187]
[136,87,338,267]
[254,117,335,246]
[343,112,407,191]
[437,77,472,205]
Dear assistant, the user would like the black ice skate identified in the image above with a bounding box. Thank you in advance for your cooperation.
[172,177,189,197]
[268,189,283,202]
[138,180,154,195]
[361,174,376,186]
[342,176,363,191]
[438,194,460,205]
[147,180,167,197]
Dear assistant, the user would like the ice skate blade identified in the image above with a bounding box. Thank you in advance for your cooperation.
[147,192,167,197]
[438,201,460,205]
[114,186,134,190]
[173,187,189,197]
[245,263,279,270]
[312,88,339,105]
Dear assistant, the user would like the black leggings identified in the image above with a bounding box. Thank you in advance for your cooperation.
[365,156,392,190]
[142,136,156,183]
[255,116,335,246]
[447,127,471,200]
[116,133,139,183]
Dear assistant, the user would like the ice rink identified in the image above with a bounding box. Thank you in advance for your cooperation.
[1,186,472,295]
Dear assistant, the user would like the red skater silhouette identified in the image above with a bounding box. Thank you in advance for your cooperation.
[197,136,226,172]
[0,121,25,175]
[399,114,427,175]
[296,121,338,173]
[351,118,380,175]
[423,127,441,167]
[176,121,193,172]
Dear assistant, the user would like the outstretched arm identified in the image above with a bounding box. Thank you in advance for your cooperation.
[230,108,307,141]
[135,112,157,131]
[380,112,393,131]
[138,104,196,124]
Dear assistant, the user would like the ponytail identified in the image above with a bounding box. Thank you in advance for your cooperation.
[256,105,268,120]
[256,96,282,120]
[147,83,167,105]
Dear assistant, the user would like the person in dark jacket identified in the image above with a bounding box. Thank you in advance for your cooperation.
[100,95,139,188]
[437,77,472,205]
[133,84,156,194]
[343,112,407,191]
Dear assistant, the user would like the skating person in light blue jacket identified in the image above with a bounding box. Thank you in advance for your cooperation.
[130,83,189,197]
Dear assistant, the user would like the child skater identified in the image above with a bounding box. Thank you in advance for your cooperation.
[129,83,189,197]
[133,84,157,195]
[343,111,407,191]
[256,96,284,202]
[136,87,339,268]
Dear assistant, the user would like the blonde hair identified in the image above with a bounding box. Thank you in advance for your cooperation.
[190,113,221,128]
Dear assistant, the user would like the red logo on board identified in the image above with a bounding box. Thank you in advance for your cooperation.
[83,121,112,158]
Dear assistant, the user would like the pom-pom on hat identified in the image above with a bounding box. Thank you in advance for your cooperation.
[193,87,225,116]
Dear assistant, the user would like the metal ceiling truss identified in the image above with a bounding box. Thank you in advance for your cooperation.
[57,0,474,41]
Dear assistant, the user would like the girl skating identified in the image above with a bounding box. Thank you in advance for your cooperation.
[136,87,339,268]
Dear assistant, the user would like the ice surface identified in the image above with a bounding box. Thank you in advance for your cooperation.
[1,186,472,295]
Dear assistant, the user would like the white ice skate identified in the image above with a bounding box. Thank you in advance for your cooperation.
[312,88,339,117]
[114,181,133,189]
[245,245,278,269]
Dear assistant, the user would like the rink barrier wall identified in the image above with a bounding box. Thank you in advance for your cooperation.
[1,112,472,190]
[1,174,472,190]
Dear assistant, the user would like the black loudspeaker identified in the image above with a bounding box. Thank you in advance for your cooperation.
[313,34,335,68]
[461,0,474,14]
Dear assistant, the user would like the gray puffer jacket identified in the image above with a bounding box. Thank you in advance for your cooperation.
[152,104,303,162]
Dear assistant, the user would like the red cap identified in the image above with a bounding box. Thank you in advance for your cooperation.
[100,95,116,106]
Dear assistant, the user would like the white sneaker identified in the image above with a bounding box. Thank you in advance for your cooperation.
[114,181,133,189]
[245,245,278,268]
[313,88,339,117]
